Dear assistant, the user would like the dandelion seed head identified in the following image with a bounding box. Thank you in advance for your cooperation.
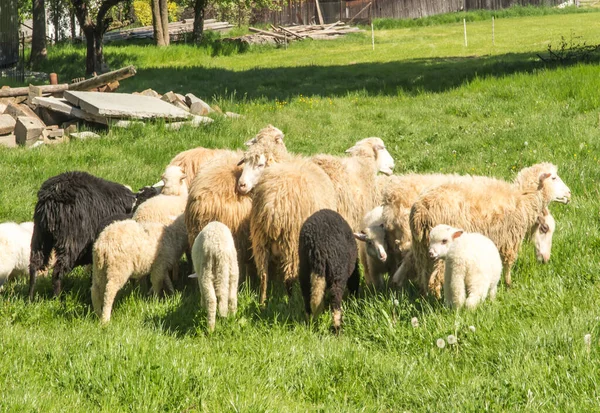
[436,338,446,349]
[584,334,592,346]
[469,325,476,332]
[447,335,457,345]
[411,317,419,328]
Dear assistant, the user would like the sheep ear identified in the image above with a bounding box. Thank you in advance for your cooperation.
[537,216,550,233]
[379,223,384,228]
[275,136,283,144]
[539,172,552,183]
[180,174,187,181]
[188,273,198,279]
[237,158,246,166]
[354,232,367,242]
[373,144,385,152]
[244,138,257,146]
[452,230,464,239]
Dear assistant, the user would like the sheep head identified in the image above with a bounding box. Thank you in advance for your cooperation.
[354,223,388,262]
[345,137,395,175]
[537,168,571,205]
[428,224,464,260]
[244,124,285,147]
[237,138,288,194]
[531,208,556,264]
[161,165,188,196]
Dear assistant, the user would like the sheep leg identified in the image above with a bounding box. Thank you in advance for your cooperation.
[310,273,326,320]
[489,283,498,301]
[163,275,175,295]
[330,279,344,333]
[50,255,72,297]
[91,269,106,318]
[465,293,483,309]
[428,260,444,299]
[28,231,53,300]
[281,252,299,297]
[228,257,240,315]
[254,247,269,306]
[347,260,360,297]
[449,268,466,309]
[101,275,128,323]
[200,277,217,332]
[216,266,229,318]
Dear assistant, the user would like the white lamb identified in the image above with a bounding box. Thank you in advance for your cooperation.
[190,221,239,332]
[133,165,188,225]
[428,224,502,310]
[0,222,35,290]
[354,206,389,290]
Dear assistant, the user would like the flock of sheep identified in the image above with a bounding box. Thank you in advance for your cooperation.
[0,124,572,332]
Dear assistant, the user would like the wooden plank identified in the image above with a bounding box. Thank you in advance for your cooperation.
[314,0,324,25]
[0,84,69,98]
[69,66,137,91]
[249,27,287,39]
[278,25,306,39]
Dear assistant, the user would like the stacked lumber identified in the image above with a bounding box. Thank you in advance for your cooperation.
[226,22,361,46]
[103,19,234,43]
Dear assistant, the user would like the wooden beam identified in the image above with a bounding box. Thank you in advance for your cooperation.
[0,84,69,98]
[278,25,305,39]
[314,0,324,25]
[249,27,287,39]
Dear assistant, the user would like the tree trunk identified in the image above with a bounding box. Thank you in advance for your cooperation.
[160,0,170,45]
[151,0,166,46]
[70,8,76,41]
[192,0,206,44]
[83,26,96,75]
[53,1,60,42]
[31,0,47,66]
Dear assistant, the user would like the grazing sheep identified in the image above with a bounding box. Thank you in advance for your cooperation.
[531,208,556,264]
[168,124,285,187]
[132,186,161,213]
[354,206,390,290]
[185,127,287,283]
[250,158,337,305]
[0,222,35,290]
[29,171,137,299]
[133,165,188,225]
[91,215,188,323]
[408,164,571,297]
[428,224,502,309]
[189,221,239,332]
[299,209,360,332]
[310,137,395,231]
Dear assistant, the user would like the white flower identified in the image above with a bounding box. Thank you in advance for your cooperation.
[584,334,592,346]
[436,338,446,349]
[524,141,528,146]
[411,317,419,328]
[469,325,476,332]
[447,335,457,345]
[393,299,399,306]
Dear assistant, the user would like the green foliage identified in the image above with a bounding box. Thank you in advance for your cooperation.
[373,4,600,29]
[3,12,600,411]
[17,0,32,22]
[132,0,153,25]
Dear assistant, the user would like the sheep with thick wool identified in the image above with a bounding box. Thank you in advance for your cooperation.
[185,126,287,283]
[189,221,240,332]
[133,165,188,225]
[310,137,395,231]
[91,215,188,323]
[408,164,570,298]
[0,222,35,290]
[168,124,285,187]
[29,171,138,299]
[250,158,337,305]
[428,224,502,309]
[299,209,359,332]
[354,206,391,290]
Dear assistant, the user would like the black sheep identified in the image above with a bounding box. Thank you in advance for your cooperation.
[298,209,360,332]
[29,171,139,299]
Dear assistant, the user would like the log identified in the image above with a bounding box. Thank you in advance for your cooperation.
[278,26,305,39]
[249,27,287,39]
[0,84,69,98]
[315,0,324,25]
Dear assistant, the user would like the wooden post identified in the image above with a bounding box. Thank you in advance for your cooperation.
[315,0,324,25]
[492,16,495,46]
[463,18,467,47]
[371,22,374,51]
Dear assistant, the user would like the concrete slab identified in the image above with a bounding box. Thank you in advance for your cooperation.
[63,91,191,120]
[0,114,16,135]
[33,97,108,125]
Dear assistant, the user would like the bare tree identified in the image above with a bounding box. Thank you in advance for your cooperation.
[192,0,207,44]
[151,0,170,46]
[30,0,47,66]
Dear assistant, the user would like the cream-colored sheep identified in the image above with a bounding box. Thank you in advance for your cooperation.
[428,224,502,309]
[0,222,35,290]
[408,164,570,298]
[250,158,337,305]
[310,137,394,231]
[91,215,188,323]
[189,221,239,332]
[133,165,188,225]
[354,206,390,290]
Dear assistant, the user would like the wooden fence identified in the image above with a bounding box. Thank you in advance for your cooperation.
[253,0,564,25]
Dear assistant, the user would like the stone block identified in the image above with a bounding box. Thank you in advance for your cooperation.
[15,116,45,146]
[0,134,16,148]
[0,114,16,135]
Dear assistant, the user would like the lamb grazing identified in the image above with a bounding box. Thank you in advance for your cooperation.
[0,222,35,290]
[250,158,337,305]
[531,208,556,264]
[189,221,239,332]
[185,126,287,282]
[310,137,395,231]
[409,164,571,297]
[299,209,360,332]
[29,171,137,299]
[428,224,502,309]
[133,165,188,225]
[91,215,188,323]
[354,206,390,290]
[168,124,285,187]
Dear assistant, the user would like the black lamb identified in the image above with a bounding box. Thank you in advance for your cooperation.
[298,209,360,332]
[29,171,140,299]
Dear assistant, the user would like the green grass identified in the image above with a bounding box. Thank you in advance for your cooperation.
[2,12,600,412]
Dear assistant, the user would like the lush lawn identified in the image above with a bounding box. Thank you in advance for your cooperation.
[2,12,600,412]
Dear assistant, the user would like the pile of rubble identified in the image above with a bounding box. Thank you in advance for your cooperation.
[226,22,362,46]
[0,65,239,149]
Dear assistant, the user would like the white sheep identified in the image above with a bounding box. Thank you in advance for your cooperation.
[353,206,390,290]
[0,222,35,290]
[133,165,188,225]
[428,224,502,309]
[531,208,556,264]
[91,215,188,323]
[189,221,239,332]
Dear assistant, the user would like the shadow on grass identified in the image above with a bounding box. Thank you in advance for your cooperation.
[38,44,600,101]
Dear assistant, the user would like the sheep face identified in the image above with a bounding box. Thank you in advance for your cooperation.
[537,169,571,204]
[375,147,395,176]
[161,165,187,196]
[354,224,388,262]
[237,154,267,195]
[428,224,463,260]
[244,124,285,146]
[346,137,395,175]
[532,211,556,263]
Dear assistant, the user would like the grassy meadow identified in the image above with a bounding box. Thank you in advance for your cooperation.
[2,10,600,412]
